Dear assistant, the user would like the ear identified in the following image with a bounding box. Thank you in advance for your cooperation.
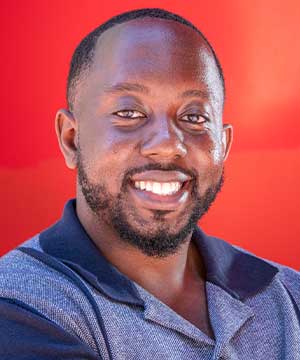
[221,124,233,161]
[55,109,78,169]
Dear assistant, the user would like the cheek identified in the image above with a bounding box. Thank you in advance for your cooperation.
[204,128,225,165]
[210,142,225,165]
[188,133,224,186]
[81,118,138,160]
[191,132,224,164]
[80,127,139,187]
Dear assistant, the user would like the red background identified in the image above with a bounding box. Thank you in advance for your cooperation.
[1,0,299,269]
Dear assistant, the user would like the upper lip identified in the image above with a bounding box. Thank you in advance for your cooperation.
[130,170,192,183]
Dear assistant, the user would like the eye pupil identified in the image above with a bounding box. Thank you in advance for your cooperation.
[189,115,199,122]
[182,114,204,123]
[116,110,144,118]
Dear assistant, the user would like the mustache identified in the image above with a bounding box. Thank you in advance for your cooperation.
[123,163,197,182]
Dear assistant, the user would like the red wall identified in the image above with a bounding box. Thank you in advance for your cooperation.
[1,0,299,269]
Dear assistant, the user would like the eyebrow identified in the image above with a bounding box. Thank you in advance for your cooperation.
[180,89,209,99]
[103,82,150,95]
[103,82,209,100]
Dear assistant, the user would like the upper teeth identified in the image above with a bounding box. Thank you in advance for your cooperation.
[134,181,182,196]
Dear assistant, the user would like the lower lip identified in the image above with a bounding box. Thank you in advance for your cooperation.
[127,181,191,211]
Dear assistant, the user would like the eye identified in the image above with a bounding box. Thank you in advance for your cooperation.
[113,110,146,119]
[180,114,208,124]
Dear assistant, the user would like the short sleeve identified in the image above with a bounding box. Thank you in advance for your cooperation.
[0,297,100,359]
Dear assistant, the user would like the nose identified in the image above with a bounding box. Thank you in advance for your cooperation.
[141,116,187,161]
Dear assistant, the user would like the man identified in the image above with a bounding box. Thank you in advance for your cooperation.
[0,7,299,359]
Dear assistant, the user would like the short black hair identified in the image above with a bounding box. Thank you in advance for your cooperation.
[67,8,225,111]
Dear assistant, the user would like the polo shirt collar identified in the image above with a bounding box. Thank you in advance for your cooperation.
[39,199,278,304]
[192,227,279,299]
[39,199,144,306]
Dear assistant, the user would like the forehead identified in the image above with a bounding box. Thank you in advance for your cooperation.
[81,18,223,107]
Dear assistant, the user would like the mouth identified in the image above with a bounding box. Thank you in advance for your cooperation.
[127,170,193,211]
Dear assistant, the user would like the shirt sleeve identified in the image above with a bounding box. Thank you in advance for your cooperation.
[0,297,100,359]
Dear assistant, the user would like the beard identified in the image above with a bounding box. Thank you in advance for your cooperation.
[77,151,224,258]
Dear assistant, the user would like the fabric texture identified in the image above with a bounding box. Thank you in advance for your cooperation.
[0,199,299,359]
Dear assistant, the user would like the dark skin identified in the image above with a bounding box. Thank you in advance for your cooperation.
[55,18,233,338]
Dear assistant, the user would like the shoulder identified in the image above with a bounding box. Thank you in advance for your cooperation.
[0,296,99,359]
[0,235,80,304]
[233,243,300,281]
[0,235,100,353]
[233,244,300,304]
[272,260,300,304]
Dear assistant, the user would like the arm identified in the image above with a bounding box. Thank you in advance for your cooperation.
[0,298,100,360]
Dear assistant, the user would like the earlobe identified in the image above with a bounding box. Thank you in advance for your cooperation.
[222,124,233,161]
[55,109,78,169]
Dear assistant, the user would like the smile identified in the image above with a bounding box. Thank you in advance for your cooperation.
[133,181,183,196]
[128,170,192,211]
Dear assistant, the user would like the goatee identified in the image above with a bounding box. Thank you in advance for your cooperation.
[78,150,224,257]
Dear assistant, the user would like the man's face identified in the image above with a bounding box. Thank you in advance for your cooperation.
[73,18,231,257]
